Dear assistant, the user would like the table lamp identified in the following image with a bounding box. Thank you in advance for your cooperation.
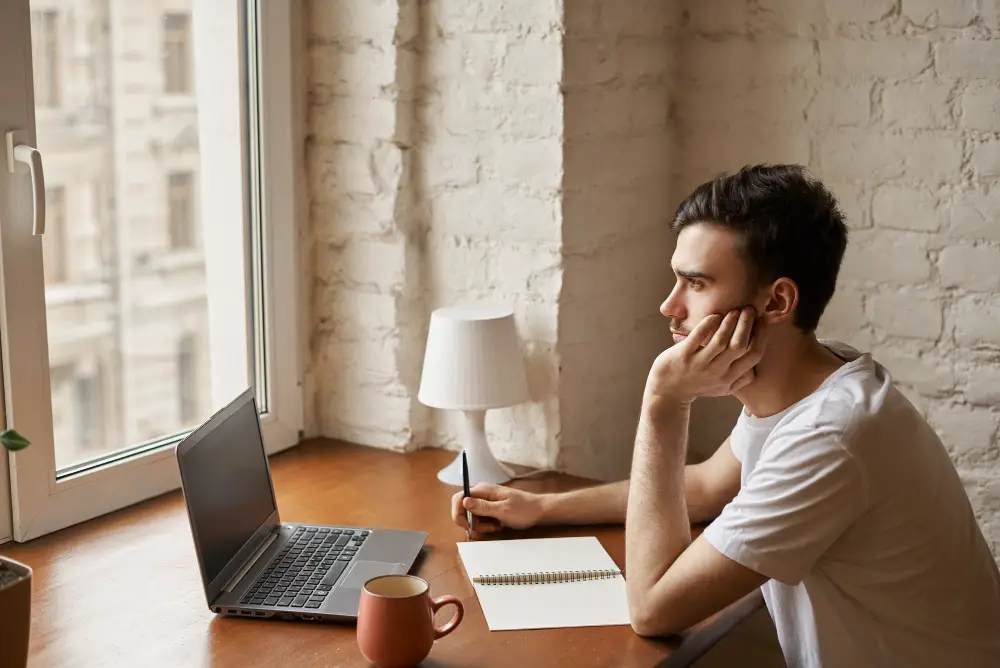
[418,305,530,486]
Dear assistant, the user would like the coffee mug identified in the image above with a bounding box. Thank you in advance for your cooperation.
[357,574,464,668]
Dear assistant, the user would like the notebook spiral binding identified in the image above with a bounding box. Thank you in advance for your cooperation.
[472,568,622,585]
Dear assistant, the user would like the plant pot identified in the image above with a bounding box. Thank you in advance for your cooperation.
[0,555,31,668]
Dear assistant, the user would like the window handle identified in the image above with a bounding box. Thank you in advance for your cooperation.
[5,131,46,236]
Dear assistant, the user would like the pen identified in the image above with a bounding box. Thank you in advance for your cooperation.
[462,450,474,539]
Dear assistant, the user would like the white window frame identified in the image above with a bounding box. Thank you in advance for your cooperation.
[0,0,301,544]
[1,382,11,542]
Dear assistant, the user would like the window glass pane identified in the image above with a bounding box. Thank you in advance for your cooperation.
[72,366,103,449]
[31,1,250,472]
[42,186,66,283]
[177,334,198,426]
[163,13,191,94]
[168,171,195,248]
[30,10,59,107]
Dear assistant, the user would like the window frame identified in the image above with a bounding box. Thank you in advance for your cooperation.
[0,380,10,542]
[0,0,302,544]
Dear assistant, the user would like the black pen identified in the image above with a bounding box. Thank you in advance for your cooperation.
[462,450,474,539]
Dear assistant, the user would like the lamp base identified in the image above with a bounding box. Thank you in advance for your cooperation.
[437,450,514,486]
[436,409,514,486]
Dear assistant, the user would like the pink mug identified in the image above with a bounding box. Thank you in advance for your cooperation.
[357,574,463,668]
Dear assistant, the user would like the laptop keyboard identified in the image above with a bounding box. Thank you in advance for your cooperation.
[240,527,369,610]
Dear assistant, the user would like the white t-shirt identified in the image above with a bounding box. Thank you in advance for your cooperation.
[703,340,1000,668]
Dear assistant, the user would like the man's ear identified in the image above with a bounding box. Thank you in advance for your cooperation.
[762,277,798,324]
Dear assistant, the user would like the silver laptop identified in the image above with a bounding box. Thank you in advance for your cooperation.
[175,387,427,622]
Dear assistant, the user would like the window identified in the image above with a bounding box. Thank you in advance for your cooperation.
[177,335,197,425]
[1,0,301,543]
[168,171,196,248]
[42,186,67,283]
[163,13,191,94]
[73,368,104,450]
[30,10,58,107]
[51,362,107,466]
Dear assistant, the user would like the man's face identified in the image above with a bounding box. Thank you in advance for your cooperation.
[661,223,757,344]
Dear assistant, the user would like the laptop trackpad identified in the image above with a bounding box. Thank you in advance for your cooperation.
[340,560,408,590]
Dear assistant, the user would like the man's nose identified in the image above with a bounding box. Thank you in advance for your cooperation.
[660,289,685,321]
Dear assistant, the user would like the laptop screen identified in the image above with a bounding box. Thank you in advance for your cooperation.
[177,393,277,587]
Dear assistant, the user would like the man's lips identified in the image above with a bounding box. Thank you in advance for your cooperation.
[671,329,688,340]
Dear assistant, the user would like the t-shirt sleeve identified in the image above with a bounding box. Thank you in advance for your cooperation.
[728,409,750,464]
[702,425,868,585]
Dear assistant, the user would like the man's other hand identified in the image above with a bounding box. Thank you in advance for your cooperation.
[450,483,544,534]
[646,305,768,405]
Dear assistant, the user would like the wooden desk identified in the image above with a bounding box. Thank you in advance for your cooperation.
[1,440,763,668]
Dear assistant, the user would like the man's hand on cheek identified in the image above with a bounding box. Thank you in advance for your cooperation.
[646,306,767,406]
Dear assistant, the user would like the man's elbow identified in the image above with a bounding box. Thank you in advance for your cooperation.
[628,598,684,638]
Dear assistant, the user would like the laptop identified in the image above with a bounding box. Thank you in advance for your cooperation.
[175,387,428,622]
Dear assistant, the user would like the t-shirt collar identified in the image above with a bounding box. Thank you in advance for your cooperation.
[741,339,869,428]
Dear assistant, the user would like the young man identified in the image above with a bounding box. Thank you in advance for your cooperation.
[450,165,1000,666]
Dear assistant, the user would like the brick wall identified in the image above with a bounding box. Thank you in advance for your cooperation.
[418,0,565,467]
[304,0,417,449]
[675,0,1000,553]
[559,1,676,480]
[302,0,676,476]
[304,0,568,467]
[304,0,1000,551]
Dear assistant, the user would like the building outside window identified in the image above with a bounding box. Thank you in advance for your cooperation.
[42,185,67,283]
[163,13,191,94]
[30,10,59,107]
[177,334,197,425]
[168,171,196,248]
[73,367,104,450]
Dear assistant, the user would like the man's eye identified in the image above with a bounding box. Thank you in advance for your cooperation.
[688,280,704,290]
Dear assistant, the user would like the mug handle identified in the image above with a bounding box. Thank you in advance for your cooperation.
[430,595,464,639]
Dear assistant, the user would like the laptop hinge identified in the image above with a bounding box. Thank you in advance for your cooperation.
[223,531,278,593]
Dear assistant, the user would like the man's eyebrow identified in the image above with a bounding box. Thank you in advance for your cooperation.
[674,269,714,282]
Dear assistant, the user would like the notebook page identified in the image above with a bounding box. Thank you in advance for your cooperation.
[456,536,631,631]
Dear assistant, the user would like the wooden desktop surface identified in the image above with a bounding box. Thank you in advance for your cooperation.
[1,439,762,668]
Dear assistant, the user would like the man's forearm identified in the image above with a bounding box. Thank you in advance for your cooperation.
[625,399,692,607]
[536,458,728,527]
[537,479,630,525]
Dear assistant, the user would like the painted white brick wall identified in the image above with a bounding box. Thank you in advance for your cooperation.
[559,1,675,481]
[304,0,419,449]
[304,0,1000,553]
[676,0,1000,555]
[304,0,566,467]
[419,0,564,469]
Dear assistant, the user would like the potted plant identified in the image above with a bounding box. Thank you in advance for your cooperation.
[1,428,32,668]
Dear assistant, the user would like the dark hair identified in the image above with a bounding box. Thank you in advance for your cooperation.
[671,164,848,332]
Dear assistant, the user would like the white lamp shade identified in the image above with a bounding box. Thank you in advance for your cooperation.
[418,305,530,410]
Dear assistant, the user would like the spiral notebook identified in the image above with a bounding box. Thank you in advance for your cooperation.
[457,536,630,631]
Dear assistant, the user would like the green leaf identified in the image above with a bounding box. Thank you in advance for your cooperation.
[0,429,31,452]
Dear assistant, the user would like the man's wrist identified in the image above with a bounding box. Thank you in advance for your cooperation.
[536,491,558,525]
[643,370,696,408]
[642,390,694,417]
[636,395,692,459]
